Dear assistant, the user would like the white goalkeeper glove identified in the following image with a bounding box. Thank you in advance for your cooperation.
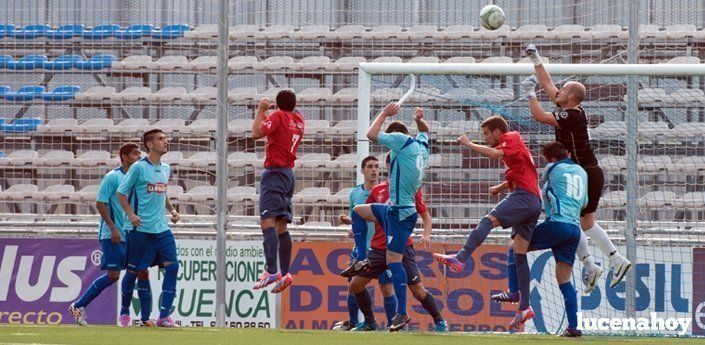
[522,75,538,99]
[525,44,542,66]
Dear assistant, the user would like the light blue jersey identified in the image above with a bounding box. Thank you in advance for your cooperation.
[96,167,127,240]
[349,184,375,247]
[377,131,430,220]
[117,157,171,234]
[541,158,588,226]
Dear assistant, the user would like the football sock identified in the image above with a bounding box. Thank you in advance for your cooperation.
[560,282,578,329]
[351,212,368,261]
[137,278,152,321]
[120,271,138,315]
[159,263,179,319]
[420,291,443,322]
[585,223,618,258]
[388,262,408,315]
[383,295,397,325]
[577,230,597,269]
[354,290,375,324]
[456,217,494,263]
[262,227,279,274]
[346,292,359,324]
[74,274,114,308]
[507,248,518,293]
[515,253,531,310]
[278,232,292,275]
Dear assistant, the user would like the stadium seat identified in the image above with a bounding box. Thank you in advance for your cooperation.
[262,87,287,99]
[478,25,510,39]
[147,55,189,70]
[69,185,99,203]
[292,187,331,203]
[601,190,626,208]
[1,118,42,132]
[640,191,677,208]
[0,24,15,38]
[673,156,705,173]
[75,86,116,101]
[253,56,296,71]
[327,56,366,71]
[185,118,217,136]
[78,118,114,133]
[480,56,513,64]
[297,153,333,168]
[228,56,258,71]
[326,25,367,40]
[5,86,45,101]
[166,185,184,203]
[517,57,551,64]
[10,24,50,39]
[639,24,664,39]
[665,24,696,39]
[637,121,671,138]
[186,56,217,71]
[667,88,704,104]
[363,25,402,40]
[638,155,674,172]
[228,25,259,39]
[73,150,111,167]
[676,192,705,209]
[510,24,548,40]
[399,25,437,40]
[37,118,78,133]
[45,24,85,39]
[410,87,441,102]
[591,121,626,138]
[0,184,38,201]
[0,55,12,68]
[304,120,330,134]
[6,55,47,70]
[0,85,9,97]
[434,25,477,40]
[330,188,353,204]
[667,56,700,64]
[112,87,151,102]
[228,119,254,136]
[290,25,329,39]
[33,184,74,202]
[371,56,403,64]
[482,88,514,102]
[185,24,217,39]
[152,24,190,39]
[298,56,330,71]
[0,150,39,166]
[75,54,116,70]
[42,85,81,101]
[183,152,217,168]
[599,155,627,173]
[441,88,479,103]
[82,24,120,39]
[228,152,259,168]
[672,122,705,137]
[228,186,258,203]
[227,87,259,103]
[371,87,404,103]
[112,55,152,70]
[591,24,627,39]
[408,56,440,64]
[147,87,190,102]
[254,25,295,40]
[332,153,357,169]
[43,55,82,70]
[180,185,218,203]
[160,151,184,166]
[298,87,332,102]
[330,88,358,104]
[115,24,154,39]
[189,86,217,102]
[546,24,590,40]
[327,120,357,135]
[444,56,477,64]
[109,118,149,134]
[437,120,480,137]
[637,88,669,103]
[304,221,333,228]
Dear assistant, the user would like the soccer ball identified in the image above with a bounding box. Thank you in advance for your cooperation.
[479,4,505,30]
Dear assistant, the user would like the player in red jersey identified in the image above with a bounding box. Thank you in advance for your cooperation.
[251,90,304,294]
[433,115,541,329]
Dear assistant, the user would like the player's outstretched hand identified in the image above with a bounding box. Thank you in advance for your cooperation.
[338,214,352,225]
[457,135,472,147]
[171,210,180,224]
[525,44,542,66]
[489,184,503,196]
[381,102,400,117]
[257,97,271,113]
[413,107,424,121]
[522,76,538,99]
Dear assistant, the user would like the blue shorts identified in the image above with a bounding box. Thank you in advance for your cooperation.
[370,204,417,254]
[358,247,419,286]
[259,167,295,223]
[529,221,581,266]
[490,188,542,242]
[126,230,178,272]
[100,239,126,271]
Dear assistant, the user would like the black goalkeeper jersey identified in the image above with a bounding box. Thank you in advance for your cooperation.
[551,106,599,168]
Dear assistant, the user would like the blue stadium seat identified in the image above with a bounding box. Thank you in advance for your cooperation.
[151,24,190,39]
[75,54,116,70]
[6,55,47,70]
[42,85,81,101]
[45,24,85,39]
[43,55,83,70]
[81,24,120,39]
[0,25,14,38]
[5,86,45,101]
[9,24,51,39]
[0,55,12,68]
[115,24,154,39]
[0,86,9,98]
[0,118,42,132]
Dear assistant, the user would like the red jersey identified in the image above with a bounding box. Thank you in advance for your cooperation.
[497,131,540,198]
[366,181,428,250]
[261,110,304,168]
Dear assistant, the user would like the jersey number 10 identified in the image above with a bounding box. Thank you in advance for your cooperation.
[563,173,585,201]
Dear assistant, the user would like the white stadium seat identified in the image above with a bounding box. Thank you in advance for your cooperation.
[33,184,74,202]
[667,56,700,64]
[150,55,189,70]
[304,120,330,135]
[186,56,217,71]
[639,191,677,208]
[112,55,152,70]
[180,185,218,203]
[151,119,186,134]
[298,56,330,71]
[262,87,287,99]
[638,155,674,172]
[228,87,259,102]
[591,24,627,39]
[665,24,696,39]
[479,25,510,39]
[332,153,357,169]
[228,152,259,168]
[0,150,39,166]
[442,88,479,102]
[184,152,217,168]
[599,155,627,173]
[674,156,705,173]
[69,185,99,203]
[436,120,479,137]
[371,88,404,103]
[371,56,403,64]
[517,57,551,64]
[73,150,111,167]
[37,150,74,166]
[547,24,590,40]
[75,86,115,101]
[109,118,149,134]
[254,56,296,71]
[228,25,259,39]
[254,25,295,40]
[327,25,367,40]
[185,119,217,136]
[638,122,673,138]
[444,56,476,64]
[667,88,704,104]
[166,185,184,202]
[112,87,151,102]
[79,118,113,133]
[161,151,184,166]
[298,87,332,102]
[482,88,513,102]
[401,25,438,40]
[362,25,402,40]
[434,25,477,40]
[228,56,258,71]
[676,192,705,209]
[481,56,513,64]
[189,87,217,102]
[37,118,78,133]
[0,184,39,201]
[228,119,254,136]
[303,221,333,228]
[601,190,626,208]
[637,88,668,103]
[330,88,358,104]
[290,25,329,40]
[591,121,626,138]
[639,24,664,39]
[228,186,258,203]
[408,56,439,64]
[293,187,331,203]
[327,120,357,135]
[296,153,333,168]
[673,123,705,138]
[184,24,217,39]
[327,56,366,71]
[147,87,190,102]
[410,87,441,102]
[330,188,353,204]
[510,24,548,40]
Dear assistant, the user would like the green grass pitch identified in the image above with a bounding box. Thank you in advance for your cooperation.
[1,325,705,345]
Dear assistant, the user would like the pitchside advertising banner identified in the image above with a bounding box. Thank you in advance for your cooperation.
[693,248,705,336]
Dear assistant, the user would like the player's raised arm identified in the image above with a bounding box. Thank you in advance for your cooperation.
[526,44,559,102]
[414,107,430,133]
[252,97,271,140]
[366,102,399,142]
[457,135,504,159]
[523,76,558,127]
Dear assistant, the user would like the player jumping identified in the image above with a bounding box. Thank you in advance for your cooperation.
[252,90,304,294]
[117,129,181,328]
[523,44,632,291]
[70,143,152,326]
[433,115,542,329]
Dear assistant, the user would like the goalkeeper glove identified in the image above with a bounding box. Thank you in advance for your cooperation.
[525,44,542,66]
[522,76,538,99]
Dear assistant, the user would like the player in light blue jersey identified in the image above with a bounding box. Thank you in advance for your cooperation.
[342,102,430,331]
[117,129,180,328]
[493,142,587,336]
[70,143,151,326]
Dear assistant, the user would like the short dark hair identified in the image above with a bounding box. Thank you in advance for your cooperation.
[143,128,164,152]
[385,121,409,135]
[385,151,391,165]
[361,155,378,169]
[276,90,296,111]
[480,115,509,133]
[119,142,140,163]
[541,141,568,161]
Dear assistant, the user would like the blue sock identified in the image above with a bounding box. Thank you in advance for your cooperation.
[262,227,279,274]
[351,212,368,260]
[456,217,494,262]
[159,263,179,319]
[120,271,138,315]
[388,262,407,315]
[74,274,115,308]
[515,253,531,310]
[560,282,578,329]
[507,248,518,293]
[383,295,397,325]
[346,292,359,324]
[137,279,152,321]
[278,232,292,275]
